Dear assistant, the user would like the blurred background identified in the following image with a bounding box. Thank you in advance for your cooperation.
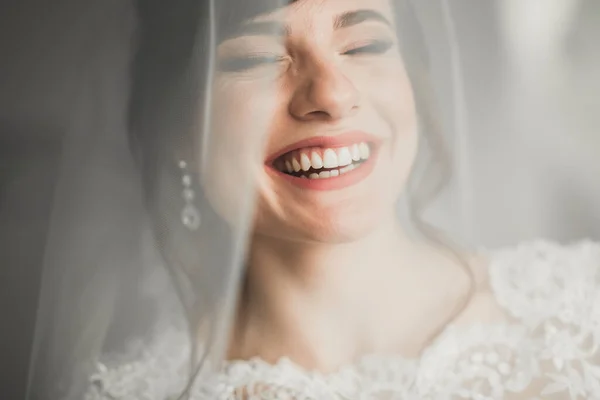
[414,0,600,246]
[1,0,598,397]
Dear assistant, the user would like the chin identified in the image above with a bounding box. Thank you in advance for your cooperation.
[255,203,387,244]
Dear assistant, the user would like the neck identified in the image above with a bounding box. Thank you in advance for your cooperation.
[229,215,468,371]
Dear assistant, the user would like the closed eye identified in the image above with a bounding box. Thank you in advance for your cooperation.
[343,40,394,56]
[218,54,286,72]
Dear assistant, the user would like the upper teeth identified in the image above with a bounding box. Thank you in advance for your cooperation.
[277,142,370,174]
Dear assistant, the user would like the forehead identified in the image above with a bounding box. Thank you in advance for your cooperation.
[258,0,395,26]
[217,0,396,41]
[216,0,396,42]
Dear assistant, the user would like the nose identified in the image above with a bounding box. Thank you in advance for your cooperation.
[288,57,360,122]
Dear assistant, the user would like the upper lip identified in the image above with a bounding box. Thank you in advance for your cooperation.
[265,130,382,164]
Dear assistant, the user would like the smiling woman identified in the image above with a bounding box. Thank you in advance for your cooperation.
[25,0,600,399]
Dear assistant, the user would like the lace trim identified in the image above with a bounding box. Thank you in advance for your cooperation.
[85,239,600,399]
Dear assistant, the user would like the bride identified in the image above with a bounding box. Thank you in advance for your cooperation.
[76,0,600,399]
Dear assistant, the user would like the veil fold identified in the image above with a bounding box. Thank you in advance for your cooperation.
[23,1,599,399]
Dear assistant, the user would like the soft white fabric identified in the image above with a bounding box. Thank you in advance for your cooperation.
[85,240,600,399]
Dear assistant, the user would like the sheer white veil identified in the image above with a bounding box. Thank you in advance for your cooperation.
[24,1,599,399]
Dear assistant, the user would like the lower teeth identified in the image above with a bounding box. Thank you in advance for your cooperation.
[295,162,361,179]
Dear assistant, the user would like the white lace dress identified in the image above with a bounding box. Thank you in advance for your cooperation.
[86,240,600,400]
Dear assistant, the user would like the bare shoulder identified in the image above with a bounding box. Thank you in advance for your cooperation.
[450,249,512,327]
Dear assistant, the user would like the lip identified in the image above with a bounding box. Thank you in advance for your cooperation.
[265,131,383,191]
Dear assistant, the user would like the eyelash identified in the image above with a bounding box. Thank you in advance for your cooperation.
[342,40,394,56]
[218,40,394,72]
[218,55,287,72]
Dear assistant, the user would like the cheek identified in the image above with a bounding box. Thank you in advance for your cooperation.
[369,60,417,132]
[366,61,418,187]
[198,81,279,226]
[391,128,418,198]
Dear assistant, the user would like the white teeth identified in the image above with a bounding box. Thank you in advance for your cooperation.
[285,160,293,173]
[292,158,302,172]
[277,142,371,175]
[359,143,370,159]
[330,170,339,177]
[322,149,338,168]
[300,153,311,171]
[309,173,319,179]
[311,151,323,169]
[336,147,353,167]
[351,144,361,161]
[319,171,331,178]
[339,164,355,174]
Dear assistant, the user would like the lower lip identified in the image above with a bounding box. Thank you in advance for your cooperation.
[265,148,379,191]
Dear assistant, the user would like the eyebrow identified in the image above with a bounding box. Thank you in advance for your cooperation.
[225,9,392,40]
[334,9,393,30]
[231,21,290,39]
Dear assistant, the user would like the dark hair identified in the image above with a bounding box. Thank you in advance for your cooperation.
[129,0,472,396]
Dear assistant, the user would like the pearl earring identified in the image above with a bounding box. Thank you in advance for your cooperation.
[179,160,200,231]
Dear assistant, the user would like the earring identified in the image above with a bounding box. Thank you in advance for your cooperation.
[179,160,201,231]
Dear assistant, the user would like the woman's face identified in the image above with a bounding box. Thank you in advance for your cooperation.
[200,0,418,242]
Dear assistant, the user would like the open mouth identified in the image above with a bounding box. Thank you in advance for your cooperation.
[272,142,371,179]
